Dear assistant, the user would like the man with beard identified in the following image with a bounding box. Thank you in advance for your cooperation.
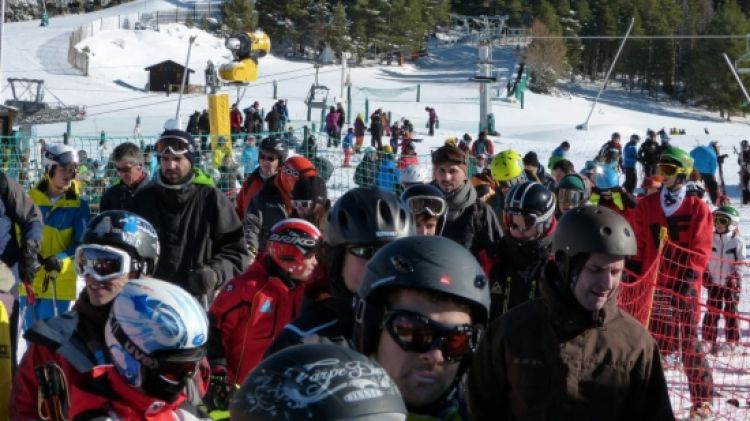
[234,136,288,219]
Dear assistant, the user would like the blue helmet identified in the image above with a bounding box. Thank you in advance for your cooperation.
[105,279,208,402]
[595,163,620,190]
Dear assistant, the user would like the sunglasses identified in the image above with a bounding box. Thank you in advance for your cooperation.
[406,195,447,217]
[382,309,478,362]
[260,153,278,162]
[75,244,133,282]
[657,163,680,177]
[557,189,585,206]
[292,199,314,209]
[281,166,300,178]
[714,215,731,226]
[347,246,381,260]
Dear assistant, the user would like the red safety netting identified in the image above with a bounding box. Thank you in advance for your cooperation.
[619,238,750,420]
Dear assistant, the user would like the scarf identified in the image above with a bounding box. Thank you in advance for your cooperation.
[660,184,686,217]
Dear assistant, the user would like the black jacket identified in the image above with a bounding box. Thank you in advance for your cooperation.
[129,170,249,296]
[99,175,150,212]
[242,177,290,253]
[437,181,502,256]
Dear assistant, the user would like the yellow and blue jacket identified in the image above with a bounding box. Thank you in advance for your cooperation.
[21,178,90,300]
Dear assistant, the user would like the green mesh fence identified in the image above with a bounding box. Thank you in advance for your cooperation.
[0,129,480,213]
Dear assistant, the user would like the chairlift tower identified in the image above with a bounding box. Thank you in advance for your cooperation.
[4,78,86,135]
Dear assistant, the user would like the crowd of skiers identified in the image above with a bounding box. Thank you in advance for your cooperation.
[0,119,746,420]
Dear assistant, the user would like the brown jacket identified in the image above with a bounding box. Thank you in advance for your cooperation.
[467,263,673,421]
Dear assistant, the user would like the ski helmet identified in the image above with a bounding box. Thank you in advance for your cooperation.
[400,164,429,186]
[490,149,524,182]
[326,187,414,248]
[659,146,693,177]
[504,181,556,234]
[104,279,207,402]
[82,211,160,276]
[44,143,78,171]
[278,156,317,193]
[630,134,640,142]
[401,183,447,235]
[714,206,740,227]
[552,206,636,275]
[354,235,490,357]
[267,218,321,278]
[594,163,620,190]
[230,344,407,421]
[260,136,289,161]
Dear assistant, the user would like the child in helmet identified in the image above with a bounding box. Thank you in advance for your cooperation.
[702,206,745,355]
[590,162,637,224]
[402,184,447,236]
[207,219,321,391]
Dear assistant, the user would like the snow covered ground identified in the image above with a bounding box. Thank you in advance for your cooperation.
[6,1,750,418]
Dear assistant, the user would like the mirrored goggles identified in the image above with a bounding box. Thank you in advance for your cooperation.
[382,309,478,362]
[74,244,133,282]
[347,245,381,260]
[406,195,447,217]
[292,199,314,209]
[158,360,201,383]
[156,137,191,156]
[557,188,585,206]
[657,163,680,177]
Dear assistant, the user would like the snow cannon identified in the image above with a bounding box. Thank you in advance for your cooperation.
[219,31,271,83]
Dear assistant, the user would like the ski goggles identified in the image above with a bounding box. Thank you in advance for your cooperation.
[157,359,201,383]
[714,215,731,226]
[505,208,546,232]
[156,136,192,156]
[292,199,314,209]
[656,163,684,177]
[382,309,478,362]
[557,188,585,207]
[405,195,447,217]
[347,245,381,260]
[75,244,133,282]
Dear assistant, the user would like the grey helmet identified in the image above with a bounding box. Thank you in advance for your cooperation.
[82,211,160,276]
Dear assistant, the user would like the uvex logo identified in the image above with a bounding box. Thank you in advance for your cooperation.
[269,233,316,247]
[111,320,158,369]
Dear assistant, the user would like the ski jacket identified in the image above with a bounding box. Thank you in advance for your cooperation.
[129,170,249,296]
[336,105,346,129]
[370,114,383,138]
[398,154,419,171]
[486,220,555,321]
[375,159,400,192]
[242,177,291,253]
[427,108,438,123]
[467,263,674,421]
[589,188,637,226]
[21,179,90,302]
[265,109,281,133]
[637,139,660,166]
[325,111,340,133]
[436,181,502,256]
[354,153,379,188]
[354,116,366,137]
[708,230,746,286]
[547,146,567,170]
[235,167,268,218]
[342,132,354,149]
[230,108,242,131]
[99,173,149,212]
[0,171,43,272]
[623,141,638,169]
[471,138,494,158]
[208,255,305,384]
[523,167,557,193]
[690,145,718,175]
[240,145,258,175]
[631,187,713,289]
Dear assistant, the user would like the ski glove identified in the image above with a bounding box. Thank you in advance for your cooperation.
[42,255,62,273]
[187,267,219,296]
[19,241,41,282]
[205,365,233,413]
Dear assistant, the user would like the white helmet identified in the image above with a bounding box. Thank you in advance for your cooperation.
[105,279,208,401]
[400,164,429,185]
[44,143,78,170]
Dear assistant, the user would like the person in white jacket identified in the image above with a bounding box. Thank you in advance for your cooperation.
[703,205,746,354]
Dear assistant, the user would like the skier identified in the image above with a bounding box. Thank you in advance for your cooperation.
[590,162,637,224]
[637,129,660,176]
[555,173,588,216]
[234,137,288,219]
[547,140,570,170]
[690,143,719,205]
[401,183,447,236]
[597,132,623,169]
[425,106,438,136]
[623,134,639,193]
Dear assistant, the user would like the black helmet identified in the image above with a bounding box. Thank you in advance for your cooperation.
[229,344,407,421]
[553,206,636,259]
[353,236,490,357]
[504,181,555,233]
[260,136,288,161]
[401,184,447,235]
[326,187,414,247]
[82,211,160,275]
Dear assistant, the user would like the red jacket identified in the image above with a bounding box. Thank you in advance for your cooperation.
[208,255,305,384]
[11,341,208,421]
[397,154,419,171]
[230,108,242,130]
[631,189,713,289]
[235,170,267,218]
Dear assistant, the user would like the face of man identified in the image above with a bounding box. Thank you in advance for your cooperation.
[553,168,565,183]
[115,160,144,187]
[415,215,438,236]
[159,153,191,183]
[341,248,373,293]
[259,152,280,178]
[374,290,471,408]
[50,164,77,193]
[573,253,625,311]
[85,273,131,306]
[433,163,466,194]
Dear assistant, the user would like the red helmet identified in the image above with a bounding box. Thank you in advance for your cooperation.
[267,218,321,277]
[279,156,317,193]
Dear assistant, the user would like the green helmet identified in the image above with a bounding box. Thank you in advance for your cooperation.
[714,206,740,225]
[490,149,524,182]
[659,146,693,175]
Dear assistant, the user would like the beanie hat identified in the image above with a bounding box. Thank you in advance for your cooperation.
[432,145,468,175]
[559,174,586,191]
[156,129,197,166]
[292,176,328,206]
[522,151,539,167]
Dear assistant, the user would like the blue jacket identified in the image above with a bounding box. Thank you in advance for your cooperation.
[375,159,400,192]
[690,146,718,175]
[623,141,638,169]
[241,145,258,174]
[342,132,354,149]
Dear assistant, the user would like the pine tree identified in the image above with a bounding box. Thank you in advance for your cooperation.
[221,0,256,34]
[525,19,569,93]
[327,2,350,56]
